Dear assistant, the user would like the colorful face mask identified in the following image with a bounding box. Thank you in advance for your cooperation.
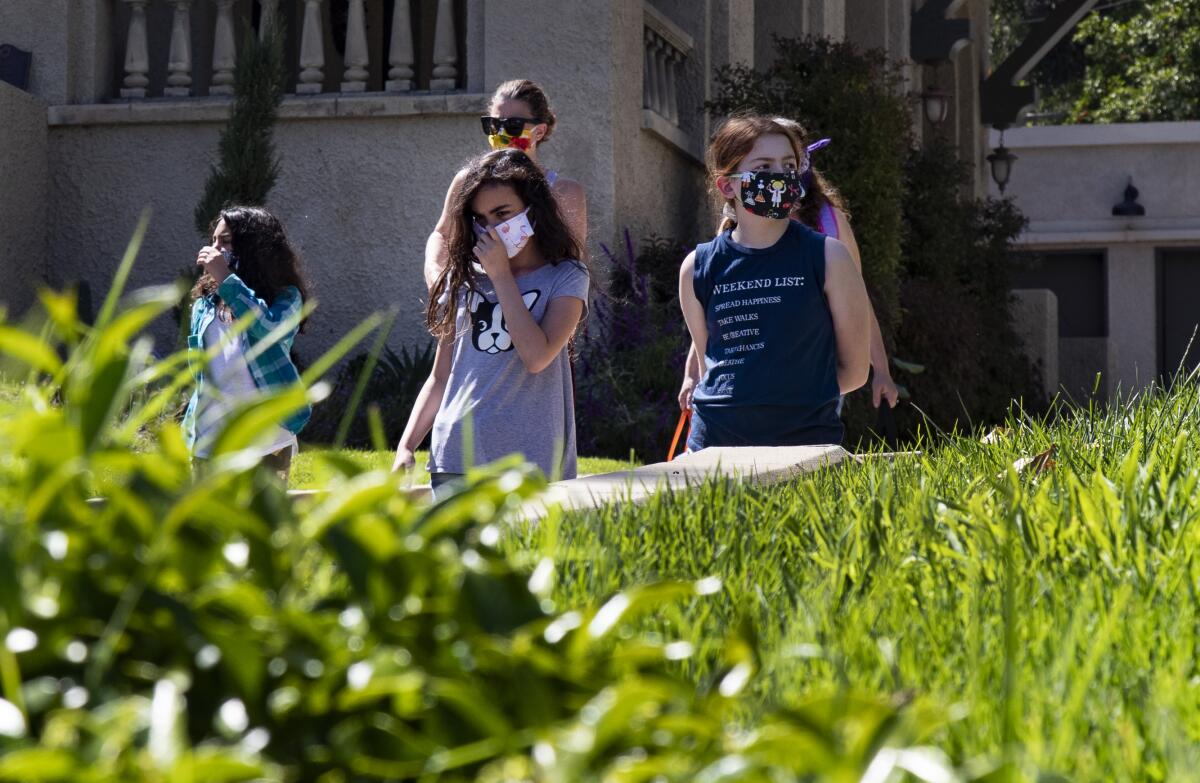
[475,208,535,258]
[481,116,537,150]
[487,128,535,151]
[736,170,805,219]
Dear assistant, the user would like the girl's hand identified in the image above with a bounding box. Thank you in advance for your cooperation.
[872,372,900,409]
[391,447,416,473]
[472,227,511,280]
[197,245,231,282]
[678,374,696,411]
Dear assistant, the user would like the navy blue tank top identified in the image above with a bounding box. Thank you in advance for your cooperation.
[688,220,842,449]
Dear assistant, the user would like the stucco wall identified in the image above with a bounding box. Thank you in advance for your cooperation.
[46,99,486,362]
[479,0,622,266]
[0,0,112,104]
[623,0,708,249]
[0,82,48,318]
[991,122,1200,395]
[991,124,1200,227]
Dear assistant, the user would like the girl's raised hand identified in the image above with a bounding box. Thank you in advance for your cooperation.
[196,245,231,282]
[472,227,510,279]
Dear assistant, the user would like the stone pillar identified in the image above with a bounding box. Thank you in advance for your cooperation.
[386,0,415,91]
[259,0,280,40]
[1107,243,1158,394]
[341,0,369,91]
[296,0,326,94]
[165,0,195,97]
[1011,288,1060,400]
[210,0,237,95]
[430,0,459,90]
[120,0,151,98]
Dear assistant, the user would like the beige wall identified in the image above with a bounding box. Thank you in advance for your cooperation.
[992,122,1200,395]
[46,99,486,360]
[0,0,112,104]
[0,82,48,318]
[33,0,724,360]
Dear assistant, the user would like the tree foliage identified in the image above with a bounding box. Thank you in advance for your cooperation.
[193,21,288,236]
[990,0,1200,124]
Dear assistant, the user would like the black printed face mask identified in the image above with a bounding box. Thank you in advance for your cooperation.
[736,170,805,219]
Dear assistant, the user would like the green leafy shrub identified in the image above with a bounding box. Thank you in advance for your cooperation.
[0,231,965,781]
[575,232,692,462]
[194,20,288,235]
[991,0,1200,124]
[891,138,1041,434]
[304,342,435,449]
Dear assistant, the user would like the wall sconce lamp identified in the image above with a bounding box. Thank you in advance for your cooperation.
[1112,177,1146,217]
[988,128,1017,194]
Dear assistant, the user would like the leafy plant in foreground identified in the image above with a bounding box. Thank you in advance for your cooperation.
[0,222,967,781]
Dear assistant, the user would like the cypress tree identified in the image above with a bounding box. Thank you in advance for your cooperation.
[193,19,287,236]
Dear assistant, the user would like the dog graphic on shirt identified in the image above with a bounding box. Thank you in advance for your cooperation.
[469,290,540,354]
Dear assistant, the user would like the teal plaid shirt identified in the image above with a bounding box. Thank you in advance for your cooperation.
[182,275,310,450]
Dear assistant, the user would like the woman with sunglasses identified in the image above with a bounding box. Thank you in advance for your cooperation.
[423,79,588,289]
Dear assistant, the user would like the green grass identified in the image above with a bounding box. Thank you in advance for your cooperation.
[505,378,1200,780]
[289,447,640,490]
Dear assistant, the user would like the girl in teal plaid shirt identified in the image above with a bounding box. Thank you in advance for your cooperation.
[184,206,312,480]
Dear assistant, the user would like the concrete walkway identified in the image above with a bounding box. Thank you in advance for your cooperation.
[286,446,854,515]
[522,445,849,517]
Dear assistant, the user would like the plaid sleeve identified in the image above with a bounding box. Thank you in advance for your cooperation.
[217,275,303,342]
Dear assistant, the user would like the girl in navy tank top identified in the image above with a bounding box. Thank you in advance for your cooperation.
[678,116,872,449]
[678,129,900,417]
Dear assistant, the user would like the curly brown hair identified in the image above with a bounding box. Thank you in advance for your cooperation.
[192,205,312,332]
[426,149,585,339]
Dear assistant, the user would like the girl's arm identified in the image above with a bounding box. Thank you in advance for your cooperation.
[475,229,585,375]
[392,334,454,471]
[822,237,871,394]
[679,343,701,411]
[424,168,469,291]
[218,276,303,342]
[678,251,708,379]
[491,276,585,374]
[833,209,899,407]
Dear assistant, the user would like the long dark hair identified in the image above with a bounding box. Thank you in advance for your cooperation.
[192,206,312,332]
[427,149,585,339]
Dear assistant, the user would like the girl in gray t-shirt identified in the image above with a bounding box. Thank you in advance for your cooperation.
[392,149,590,497]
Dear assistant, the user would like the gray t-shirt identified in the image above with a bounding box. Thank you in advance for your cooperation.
[430,260,590,479]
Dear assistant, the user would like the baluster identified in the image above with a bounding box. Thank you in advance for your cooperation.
[210,0,237,95]
[429,0,458,90]
[164,0,194,96]
[259,0,279,40]
[120,0,151,98]
[653,36,669,119]
[386,0,414,91]
[643,28,657,110]
[664,48,679,125]
[296,0,325,93]
[341,0,369,91]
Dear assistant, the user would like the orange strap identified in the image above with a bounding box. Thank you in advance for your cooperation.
[667,410,690,462]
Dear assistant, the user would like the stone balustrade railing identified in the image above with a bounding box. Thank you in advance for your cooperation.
[642,2,692,127]
[117,0,463,99]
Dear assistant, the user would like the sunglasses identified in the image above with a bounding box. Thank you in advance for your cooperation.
[480,116,536,136]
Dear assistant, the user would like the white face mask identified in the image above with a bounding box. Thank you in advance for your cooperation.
[475,208,535,258]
